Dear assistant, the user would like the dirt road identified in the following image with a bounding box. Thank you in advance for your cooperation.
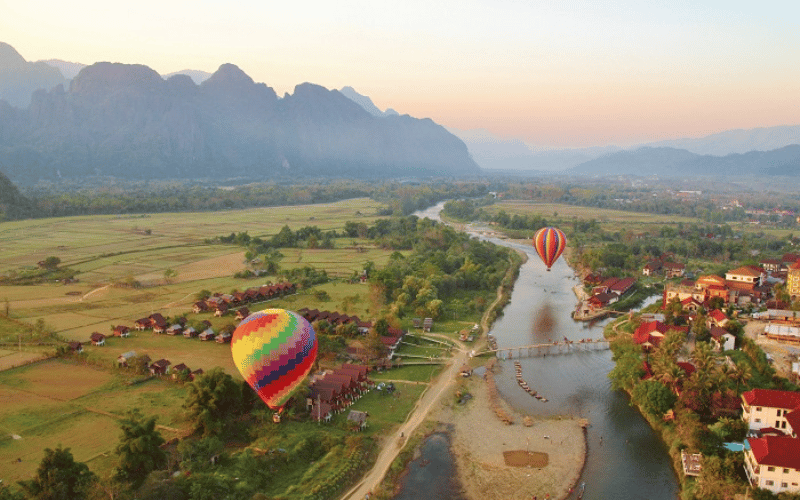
[341,339,470,500]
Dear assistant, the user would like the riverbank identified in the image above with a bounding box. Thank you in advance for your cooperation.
[434,362,586,500]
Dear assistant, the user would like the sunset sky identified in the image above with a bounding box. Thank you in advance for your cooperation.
[4,0,799,148]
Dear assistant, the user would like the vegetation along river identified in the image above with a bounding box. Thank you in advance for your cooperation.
[397,203,680,500]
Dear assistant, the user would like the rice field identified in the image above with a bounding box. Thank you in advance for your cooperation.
[0,359,190,483]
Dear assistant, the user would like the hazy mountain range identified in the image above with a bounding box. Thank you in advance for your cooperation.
[0,43,478,184]
[1,41,799,181]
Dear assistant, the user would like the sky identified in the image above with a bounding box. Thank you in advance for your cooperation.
[3,0,799,148]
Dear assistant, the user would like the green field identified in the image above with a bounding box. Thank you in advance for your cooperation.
[0,359,189,483]
[0,198,389,342]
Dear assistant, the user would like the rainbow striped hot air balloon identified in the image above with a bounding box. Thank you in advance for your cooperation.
[532,227,566,271]
[231,309,317,411]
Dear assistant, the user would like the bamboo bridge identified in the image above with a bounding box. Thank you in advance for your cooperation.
[474,338,611,359]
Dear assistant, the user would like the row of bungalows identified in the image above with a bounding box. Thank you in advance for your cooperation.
[192,282,297,315]
[309,364,372,421]
[297,308,362,328]
[117,351,204,380]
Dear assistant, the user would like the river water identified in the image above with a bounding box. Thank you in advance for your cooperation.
[395,204,679,500]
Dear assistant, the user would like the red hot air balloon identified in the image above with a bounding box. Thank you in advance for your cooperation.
[533,227,566,271]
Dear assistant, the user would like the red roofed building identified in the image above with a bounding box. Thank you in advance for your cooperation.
[633,321,687,350]
[744,436,800,494]
[741,389,800,432]
[707,309,729,328]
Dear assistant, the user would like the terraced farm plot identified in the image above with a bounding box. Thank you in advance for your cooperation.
[0,358,114,400]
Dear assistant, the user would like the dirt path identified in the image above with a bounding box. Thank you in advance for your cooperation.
[342,338,470,500]
[81,284,110,301]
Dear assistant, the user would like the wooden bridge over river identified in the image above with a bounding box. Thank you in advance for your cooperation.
[475,338,611,359]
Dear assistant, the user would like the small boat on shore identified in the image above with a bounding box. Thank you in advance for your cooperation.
[576,481,585,499]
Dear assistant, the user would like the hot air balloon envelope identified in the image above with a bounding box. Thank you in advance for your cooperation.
[533,227,566,271]
[231,309,317,411]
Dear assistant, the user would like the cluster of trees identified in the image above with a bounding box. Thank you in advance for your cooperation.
[366,216,513,321]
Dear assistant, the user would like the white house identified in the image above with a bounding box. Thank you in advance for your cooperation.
[744,436,800,494]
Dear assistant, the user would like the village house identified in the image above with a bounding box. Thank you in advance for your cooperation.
[726,266,764,288]
[310,401,333,422]
[166,324,183,335]
[89,332,105,346]
[183,326,198,338]
[346,410,368,431]
[710,326,736,352]
[760,259,783,274]
[149,359,171,375]
[633,321,688,350]
[199,328,216,341]
[216,331,233,343]
[192,301,209,313]
[642,260,663,276]
[664,262,686,278]
[171,363,190,379]
[117,351,136,366]
[112,325,130,337]
[68,341,83,353]
[235,307,250,321]
[707,309,730,329]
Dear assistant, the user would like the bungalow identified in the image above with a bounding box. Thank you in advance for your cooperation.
[608,277,636,295]
[134,318,152,331]
[216,331,232,344]
[710,326,736,352]
[153,323,168,334]
[199,328,216,341]
[192,301,209,313]
[633,321,688,350]
[664,262,686,278]
[310,385,343,412]
[680,297,704,312]
[149,313,168,329]
[213,303,229,317]
[89,332,105,346]
[183,326,198,338]
[587,292,618,311]
[235,307,250,321]
[347,410,368,431]
[149,359,171,376]
[112,325,130,337]
[68,341,83,353]
[191,368,204,380]
[744,436,800,494]
[171,363,190,379]
[166,324,183,336]
[741,389,800,432]
[423,318,433,332]
[643,260,663,276]
[310,401,333,422]
[761,259,783,274]
[117,351,137,366]
[707,309,730,329]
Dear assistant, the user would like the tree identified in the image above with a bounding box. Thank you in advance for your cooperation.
[184,367,249,436]
[41,256,61,270]
[608,337,644,391]
[115,409,167,487]
[631,380,676,417]
[164,268,178,284]
[18,445,95,500]
[0,484,24,500]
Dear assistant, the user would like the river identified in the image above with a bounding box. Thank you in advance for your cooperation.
[396,203,679,500]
